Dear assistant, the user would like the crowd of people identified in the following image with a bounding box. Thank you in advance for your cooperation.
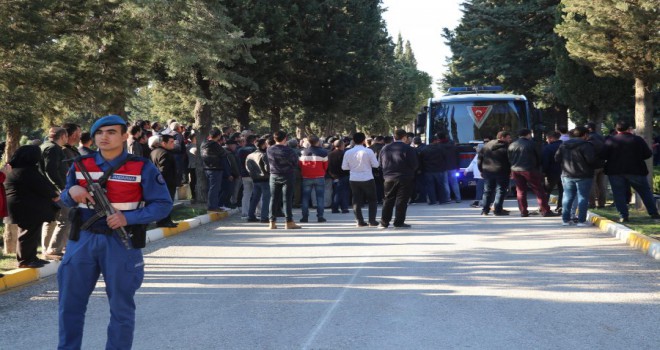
[0,114,658,348]
[2,117,659,270]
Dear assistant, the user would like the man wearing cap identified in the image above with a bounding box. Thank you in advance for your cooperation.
[57,115,172,350]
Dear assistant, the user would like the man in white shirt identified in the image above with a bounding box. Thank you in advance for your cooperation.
[341,132,380,227]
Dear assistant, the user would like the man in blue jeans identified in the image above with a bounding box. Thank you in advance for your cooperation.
[478,131,512,216]
[602,120,660,223]
[299,136,329,222]
[554,126,597,226]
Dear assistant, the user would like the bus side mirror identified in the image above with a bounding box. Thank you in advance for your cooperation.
[416,112,426,135]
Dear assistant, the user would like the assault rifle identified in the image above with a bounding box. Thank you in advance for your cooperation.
[74,159,132,249]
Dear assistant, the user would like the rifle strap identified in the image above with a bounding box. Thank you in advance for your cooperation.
[81,211,105,230]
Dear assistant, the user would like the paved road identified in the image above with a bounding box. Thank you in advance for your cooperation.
[1,199,659,349]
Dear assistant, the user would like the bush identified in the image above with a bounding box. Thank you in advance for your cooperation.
[654,166,660,194]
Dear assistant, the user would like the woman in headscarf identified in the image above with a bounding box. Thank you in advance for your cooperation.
[5,145,60,268]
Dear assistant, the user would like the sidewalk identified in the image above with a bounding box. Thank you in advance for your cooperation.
[549,196,660,260]
[0,207,235,293]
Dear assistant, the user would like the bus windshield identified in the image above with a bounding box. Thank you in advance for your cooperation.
[431,100,526,144]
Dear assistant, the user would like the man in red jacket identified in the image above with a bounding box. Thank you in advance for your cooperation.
[299,136,329,222]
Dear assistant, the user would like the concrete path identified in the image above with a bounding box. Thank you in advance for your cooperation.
[1,199,659,349]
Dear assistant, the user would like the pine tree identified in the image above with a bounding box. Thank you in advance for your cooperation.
[556,0,658,149]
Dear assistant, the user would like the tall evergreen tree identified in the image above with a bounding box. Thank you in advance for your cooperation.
[0,0,91,159]
[556,0,659,151]
[442,0,560,98]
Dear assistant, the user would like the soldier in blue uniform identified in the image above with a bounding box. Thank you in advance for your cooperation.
[57,115,173,350]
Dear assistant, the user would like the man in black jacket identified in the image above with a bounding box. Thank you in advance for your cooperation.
[378,129,419,229]
[267,131,302,229]
[478,131,512,216]
[585,122,607,209]
[439,135,461,203]
[419,135,448,205]
[40,127,69,260]
[554,127,597,226]
[602,120,660,222]
[542,131,563,213]
[508,128,554,217]
[150,134,178,227]
[201,127,227,212]
[328,140,350,213]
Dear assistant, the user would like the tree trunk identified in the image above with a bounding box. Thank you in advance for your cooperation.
[3,219,18,255]
[3,120,21,164]
[634,77,654,196]
[550,104,569,131]
[193,69,214,204]
[270,106,281,132]
[108,96,128,119]
[193,99,211,203]
[2,121,21,253]
[587,103,605,134]
[236,98,251,131]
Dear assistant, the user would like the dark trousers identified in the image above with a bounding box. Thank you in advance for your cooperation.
[187,168,197,201]
[589,168,607,208]
[413,173,427,203]
[17,221,42,264]
[380,177,414,226]
[332,176,350,212]
[205,170,224,210]
[609,174,659,219]
[482,175,510,213]
[374,174,384,203]
[219,177,233,207]
[349,179,378,224]
[512,171,550,215]
[425,171,448,204]
[545,175,563,210]
[249,181,271,221]
[269,173,295,222]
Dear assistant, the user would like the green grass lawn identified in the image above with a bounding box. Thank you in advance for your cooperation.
[592,206,660,238]
[1,205,208,273]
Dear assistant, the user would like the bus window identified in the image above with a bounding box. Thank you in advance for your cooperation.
[431,100,524,144]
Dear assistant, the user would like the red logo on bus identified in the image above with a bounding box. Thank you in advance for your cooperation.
[468,105,493,129]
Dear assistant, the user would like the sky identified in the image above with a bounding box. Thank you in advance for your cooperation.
[381,0,464,95]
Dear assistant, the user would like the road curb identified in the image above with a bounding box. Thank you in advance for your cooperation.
[0,209,236,293]
[550,194,659,260]
[586,212,660,260]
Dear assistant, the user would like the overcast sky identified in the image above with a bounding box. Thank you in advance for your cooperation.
[381,0,464,95]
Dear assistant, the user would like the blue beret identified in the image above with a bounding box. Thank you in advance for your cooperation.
[90,115,127,136]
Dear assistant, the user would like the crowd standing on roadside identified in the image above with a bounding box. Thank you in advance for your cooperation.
[1,113,659,349]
